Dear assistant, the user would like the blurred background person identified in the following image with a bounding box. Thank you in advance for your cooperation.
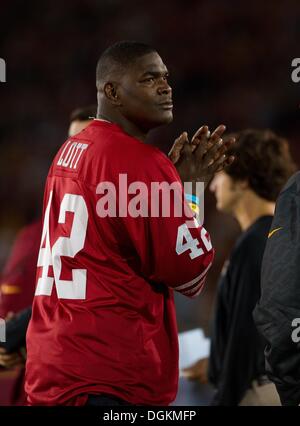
[0,105,96,405]
[254,170,300,406]
[182,129,297,405]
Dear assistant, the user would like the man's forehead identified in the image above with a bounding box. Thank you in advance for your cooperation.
[133,52,168,74]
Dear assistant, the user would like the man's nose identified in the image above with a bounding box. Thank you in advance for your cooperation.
[209,178,216,193]
[157,82,172,96]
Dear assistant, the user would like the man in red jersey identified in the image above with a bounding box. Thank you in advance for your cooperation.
[25,41,234,406]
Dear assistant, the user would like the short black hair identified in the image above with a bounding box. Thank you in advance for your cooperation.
[225,129,297,201]
[69,105,97,123]
[96,41,156,88]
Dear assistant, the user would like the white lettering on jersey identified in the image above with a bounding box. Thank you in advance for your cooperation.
[176,222,212,260]
[35,192,88,299]
[57,141,88,169]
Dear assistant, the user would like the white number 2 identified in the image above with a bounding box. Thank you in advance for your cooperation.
[176,223,212,259]
[35,192,88,299]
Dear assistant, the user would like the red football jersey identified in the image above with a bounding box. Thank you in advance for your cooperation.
[25,120,214,406]
[0,219,42,318]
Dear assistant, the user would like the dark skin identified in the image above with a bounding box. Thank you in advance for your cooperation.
[97,51,235,185]
[169,124,235,188]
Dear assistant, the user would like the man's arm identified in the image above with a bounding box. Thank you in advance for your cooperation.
[253,172,300,406]
[117,147,215,298]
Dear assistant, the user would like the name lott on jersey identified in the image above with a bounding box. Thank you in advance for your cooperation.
[57,140,88,169]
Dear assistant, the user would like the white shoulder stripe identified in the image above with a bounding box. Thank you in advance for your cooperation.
[182,276,206,296]
[189,286,204,298]
[174,262,212,292]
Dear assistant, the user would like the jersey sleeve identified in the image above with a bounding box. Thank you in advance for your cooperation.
[117,150,214,298]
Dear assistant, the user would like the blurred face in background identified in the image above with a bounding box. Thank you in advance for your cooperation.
[209,171,246,215]
[68,119,92,137]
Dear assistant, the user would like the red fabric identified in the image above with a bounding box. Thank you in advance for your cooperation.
[26,120,214,406]
[0,220,42,318]
[0,369,26,406]
[0,219,42,406]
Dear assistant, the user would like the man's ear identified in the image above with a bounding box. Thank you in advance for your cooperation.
[103,82,121,106]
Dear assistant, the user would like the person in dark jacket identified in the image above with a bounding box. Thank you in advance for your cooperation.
[183,129,296,405]
[254,171,300,406]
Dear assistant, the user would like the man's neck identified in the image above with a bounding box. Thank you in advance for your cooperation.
[97,107,148,142]
[233,193,275,231]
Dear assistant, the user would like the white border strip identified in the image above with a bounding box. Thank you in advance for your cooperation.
[174,262,212,292]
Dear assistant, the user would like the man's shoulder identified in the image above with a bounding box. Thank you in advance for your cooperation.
[280,171,300,195]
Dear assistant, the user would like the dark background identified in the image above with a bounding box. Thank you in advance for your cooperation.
[0,0,299,333]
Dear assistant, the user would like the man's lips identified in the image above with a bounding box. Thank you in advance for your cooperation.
[158,101,173,110]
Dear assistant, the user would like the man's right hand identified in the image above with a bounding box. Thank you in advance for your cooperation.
[169,125,235,187]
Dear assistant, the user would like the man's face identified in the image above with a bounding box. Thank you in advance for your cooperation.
[117,52,173,131]
[68,119,92,137]
[209,171,243,214]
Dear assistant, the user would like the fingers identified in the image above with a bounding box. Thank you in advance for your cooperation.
[168,132,189,164]
[201,137,224,168]
[214,136,235,164]
[191,125,210,145]
[194,124,226,164]
[170,125,229,166]
[223,136,235,150]
[208,153,236,175]
[191,125,211,158]
[180,132,192,155]
[210,124,226,140]
[214,154,235,173]
[209,135,236,173]
[204,134,235,167]
[176,132,194,164]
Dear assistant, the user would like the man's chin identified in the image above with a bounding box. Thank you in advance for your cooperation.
[159,111,173,124]
[217,202,231,214]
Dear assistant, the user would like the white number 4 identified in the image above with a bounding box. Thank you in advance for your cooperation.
[176,223,212,259]
[35,191,88,299]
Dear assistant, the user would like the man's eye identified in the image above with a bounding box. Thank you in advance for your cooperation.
[144,77,154,82]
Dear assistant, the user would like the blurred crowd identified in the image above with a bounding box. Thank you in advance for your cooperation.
[0,0,299,332]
